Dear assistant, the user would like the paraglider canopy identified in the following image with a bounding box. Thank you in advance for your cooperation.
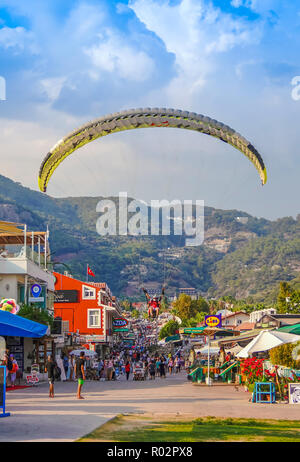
[38,108,267,193]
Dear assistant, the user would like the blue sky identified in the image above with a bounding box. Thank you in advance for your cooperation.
[0,0,299,220]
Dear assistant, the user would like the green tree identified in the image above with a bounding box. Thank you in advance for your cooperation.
[269,342,300,368]
[18,304,53,328]
[172,294,197,320]
[159,320,179,340]
[191,297,209,313]
[131,309,140,319]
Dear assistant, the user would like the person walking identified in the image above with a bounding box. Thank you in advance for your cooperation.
[106,357,113,381]
[75,351,86,399]
[45,355,56,398]
[149,360,156,380]
[125,361,131,381]
[218,346,226,365]
[174,356,180,373]
[63,353,69,378]
[155,358,160,377]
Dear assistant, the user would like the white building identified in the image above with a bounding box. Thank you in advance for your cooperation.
[0,221,55,374]
[249,308,277,324]
[221,311,250,328]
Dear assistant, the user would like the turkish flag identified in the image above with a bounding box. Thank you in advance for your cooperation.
[87,265,95,277]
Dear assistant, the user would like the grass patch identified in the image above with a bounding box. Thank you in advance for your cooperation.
[78,414,300,442]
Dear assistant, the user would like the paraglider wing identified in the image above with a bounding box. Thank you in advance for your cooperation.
[38,108,267,192]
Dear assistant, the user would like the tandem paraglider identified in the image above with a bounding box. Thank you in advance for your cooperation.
[142,287,165,319]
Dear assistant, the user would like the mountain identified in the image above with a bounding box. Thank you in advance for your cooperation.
[0,174,299,302]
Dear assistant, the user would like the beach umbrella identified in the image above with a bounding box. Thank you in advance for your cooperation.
[225,345,243,355]
[236,330,300,358]
[198,346,220,355]
[277,323,300,336]
[69,349,97,357]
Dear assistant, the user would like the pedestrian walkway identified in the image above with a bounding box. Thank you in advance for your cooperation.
[1,372,299,442]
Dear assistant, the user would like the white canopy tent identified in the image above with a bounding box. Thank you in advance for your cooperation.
[69,349,97,357]
[236,330,300,358]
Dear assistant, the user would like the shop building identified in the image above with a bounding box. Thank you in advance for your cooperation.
[0,221,55,374]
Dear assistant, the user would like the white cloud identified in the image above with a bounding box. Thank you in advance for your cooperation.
[40,77,68,102]
[129,0,262,105]
[0,26,39,54]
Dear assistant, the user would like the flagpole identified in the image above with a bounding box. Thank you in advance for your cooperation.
[87,264,88,283]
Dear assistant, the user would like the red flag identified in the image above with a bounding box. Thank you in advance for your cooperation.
[87,265,95,277]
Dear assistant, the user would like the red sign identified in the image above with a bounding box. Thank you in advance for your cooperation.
[113,318,128,328]
[87,265,95,277]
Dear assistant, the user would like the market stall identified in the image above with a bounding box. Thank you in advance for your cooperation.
[180,326,240,385]
[236,329,300,403]
[0,310,49,381]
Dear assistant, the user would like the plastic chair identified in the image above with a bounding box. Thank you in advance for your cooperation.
[252,382,276,403]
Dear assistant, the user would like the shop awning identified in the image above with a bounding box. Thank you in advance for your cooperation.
[179,326,239,337]
[0,310,48,338]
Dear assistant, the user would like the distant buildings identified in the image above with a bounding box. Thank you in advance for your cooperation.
[0,219,124,376]
[0,222,55,311]
[249,308,277,324]
[0,221,55,373]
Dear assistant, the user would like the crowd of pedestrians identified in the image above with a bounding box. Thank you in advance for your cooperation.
[2,338,186,401]
[1,349,20,388]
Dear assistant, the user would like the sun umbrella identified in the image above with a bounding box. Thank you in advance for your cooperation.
[277,323,300,336]
[236,330,300,358]
[69,349,97,357]
[179,326,239,385]
[198,346,220,355]
[225,345,243,355]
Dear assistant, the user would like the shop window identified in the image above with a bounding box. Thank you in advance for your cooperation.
[88,309,101,328]
[82,285,96,300]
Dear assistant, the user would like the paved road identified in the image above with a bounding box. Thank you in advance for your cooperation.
[1,372,299,442]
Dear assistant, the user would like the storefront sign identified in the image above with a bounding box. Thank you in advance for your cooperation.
[113,327,129,332]
[289,383,300,404]
[84,335,106,343]
[0,366,10,417]
[29,297,44,303]
[31,284,42,298]
[26,374,39,385]
[205,315,222,328]
[54,290,79,303]
[0,337,5,362]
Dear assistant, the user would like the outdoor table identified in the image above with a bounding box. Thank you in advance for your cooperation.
[202,367,220,375]
[252,382,276,403]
